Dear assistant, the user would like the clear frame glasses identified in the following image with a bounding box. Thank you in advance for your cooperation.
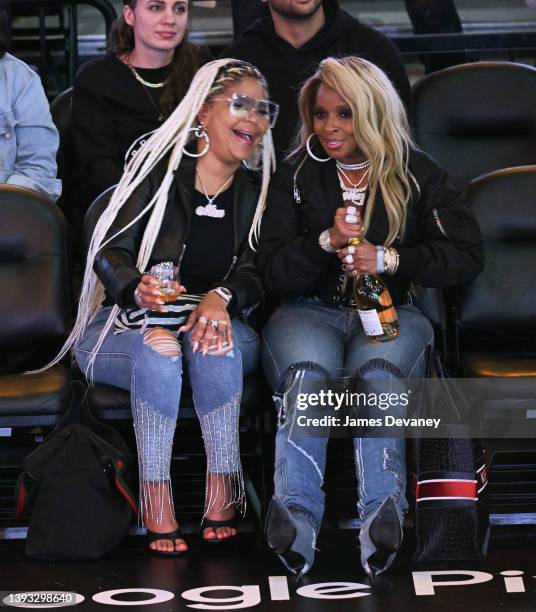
[215,93,280,128]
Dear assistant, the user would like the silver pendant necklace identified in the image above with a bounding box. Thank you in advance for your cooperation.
[195,169,233,218]
[337,167,369,207]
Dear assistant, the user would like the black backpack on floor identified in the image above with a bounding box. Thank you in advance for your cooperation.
[16,403,138,560]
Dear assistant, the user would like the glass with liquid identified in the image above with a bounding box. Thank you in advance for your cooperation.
[150,261,181,302]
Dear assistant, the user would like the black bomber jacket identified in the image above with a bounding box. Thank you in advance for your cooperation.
[257,148,484,306]
[93,155,263,316]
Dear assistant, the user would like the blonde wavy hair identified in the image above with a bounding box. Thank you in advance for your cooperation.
[293,56,416,245]
[35,59,276,377]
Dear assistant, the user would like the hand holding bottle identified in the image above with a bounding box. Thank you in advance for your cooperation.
[334,209,377,275]
[328,206,364,249]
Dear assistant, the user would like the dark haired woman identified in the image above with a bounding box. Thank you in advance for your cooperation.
[73,0,208,211]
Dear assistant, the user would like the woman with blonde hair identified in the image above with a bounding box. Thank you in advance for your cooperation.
[46,58,277,556]
[258,56,483,578]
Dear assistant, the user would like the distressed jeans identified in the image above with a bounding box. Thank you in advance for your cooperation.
[262,298,433,574]
[75,306,260,524]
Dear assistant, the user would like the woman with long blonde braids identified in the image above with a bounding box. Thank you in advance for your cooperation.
[258,56,483,578]
[46,59,277,555]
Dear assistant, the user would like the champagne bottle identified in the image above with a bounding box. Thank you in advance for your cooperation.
[348,237,399,343]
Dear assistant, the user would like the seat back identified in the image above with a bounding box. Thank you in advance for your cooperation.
[0,186,70,373]
[457,166,536,350]
[413,62,536,191]
[50,87,74,186]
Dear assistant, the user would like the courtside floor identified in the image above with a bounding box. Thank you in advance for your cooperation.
[1,527,536,611]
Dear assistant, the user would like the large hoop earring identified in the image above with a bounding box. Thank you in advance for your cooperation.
[306,134,330,163]
[243,144,262,171]
[183,125,210,158]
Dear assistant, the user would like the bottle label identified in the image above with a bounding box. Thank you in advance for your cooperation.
[357,309,383,337]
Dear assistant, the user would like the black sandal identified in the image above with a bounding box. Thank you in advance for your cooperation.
[146,528,188,557]
[201,516,238,544]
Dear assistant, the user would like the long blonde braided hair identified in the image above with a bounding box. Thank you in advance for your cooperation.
[36,59,276,377]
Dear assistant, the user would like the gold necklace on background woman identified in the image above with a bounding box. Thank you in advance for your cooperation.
[125,53,168,122]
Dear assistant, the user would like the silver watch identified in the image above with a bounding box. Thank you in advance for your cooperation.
[210,286,233,305]
[318,229,337,253]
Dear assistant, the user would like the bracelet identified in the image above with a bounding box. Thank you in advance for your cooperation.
[376,245,385,274]
[384,247,400,275]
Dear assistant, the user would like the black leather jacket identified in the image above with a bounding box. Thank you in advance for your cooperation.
[257,148,484,306]
[93,155,263,316]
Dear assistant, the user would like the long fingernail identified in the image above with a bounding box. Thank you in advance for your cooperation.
[193,342,198,352]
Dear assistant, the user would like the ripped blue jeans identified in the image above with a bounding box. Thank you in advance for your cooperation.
[262,298,433,573]
[75,306,260,525]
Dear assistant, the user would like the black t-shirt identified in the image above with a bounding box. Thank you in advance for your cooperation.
[180,186,235,294]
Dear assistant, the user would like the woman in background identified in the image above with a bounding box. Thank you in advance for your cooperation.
[73,0,207,210]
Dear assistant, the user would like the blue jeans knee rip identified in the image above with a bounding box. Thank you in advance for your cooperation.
[383,447,404,505]
[273,361,329,427]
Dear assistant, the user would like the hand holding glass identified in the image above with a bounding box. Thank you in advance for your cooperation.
[150,261,182,302]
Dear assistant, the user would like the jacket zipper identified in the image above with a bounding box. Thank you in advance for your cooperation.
[292,154,308,205]
[222,255,238,280]
[432,208,451,239]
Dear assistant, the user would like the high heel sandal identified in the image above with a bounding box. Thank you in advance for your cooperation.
[146,528,188,557]
[201,516,239,544]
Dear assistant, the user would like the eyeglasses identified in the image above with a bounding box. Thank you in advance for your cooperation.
[214,93,280,128]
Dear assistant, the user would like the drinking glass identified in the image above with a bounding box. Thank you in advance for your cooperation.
[149,261,181,302]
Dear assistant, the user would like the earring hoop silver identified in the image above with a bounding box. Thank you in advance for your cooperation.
[306,134,330,163]
[243,144,263,171]
[183,125,210,158]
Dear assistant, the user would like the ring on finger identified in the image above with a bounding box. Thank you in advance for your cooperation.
[351,269,359,278]
[198,316,208,324]
[344,254,353,264]
[347,245,355,255]
[345,214,358,224]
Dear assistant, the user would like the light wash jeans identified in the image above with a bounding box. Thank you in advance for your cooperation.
[75,307,260,524]
[262,298,433,575]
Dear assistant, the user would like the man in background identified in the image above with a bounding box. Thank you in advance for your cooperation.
[224,0,411,159]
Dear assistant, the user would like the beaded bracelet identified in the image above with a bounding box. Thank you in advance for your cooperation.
[376,245,385,274]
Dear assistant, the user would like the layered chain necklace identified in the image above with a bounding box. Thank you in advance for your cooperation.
[125,54,167,122]
[336,162,370,208]
[195,169,234,219]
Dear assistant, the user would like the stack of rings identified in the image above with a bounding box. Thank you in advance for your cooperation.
[342,244,356,274]
[210,319,228,327]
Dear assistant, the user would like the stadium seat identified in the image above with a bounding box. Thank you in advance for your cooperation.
[455,166,536,523]
[413,62,536,191]
[0,186,71,428]
[50,88,74,191]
